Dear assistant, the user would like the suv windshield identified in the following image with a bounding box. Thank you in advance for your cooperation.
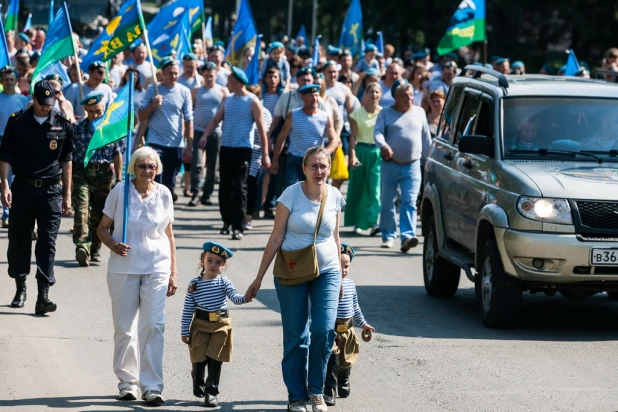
[502,97,618,161]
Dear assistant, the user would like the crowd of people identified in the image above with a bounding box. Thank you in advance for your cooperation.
[3,23,618,412]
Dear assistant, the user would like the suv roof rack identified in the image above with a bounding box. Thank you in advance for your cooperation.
[461,65,509,89]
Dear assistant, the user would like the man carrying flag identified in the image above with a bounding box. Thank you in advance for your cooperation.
[65,61,114,118]
[0,80,75,315]
[72,93,125,267]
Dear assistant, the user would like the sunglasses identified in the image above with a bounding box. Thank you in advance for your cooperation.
[137,164,157,171]
[54,90,61,95]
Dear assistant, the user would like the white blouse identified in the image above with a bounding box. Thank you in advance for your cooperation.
[102,181,174,275]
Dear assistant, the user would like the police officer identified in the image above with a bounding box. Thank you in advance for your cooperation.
[72,93,124,267]
[0,80,74,314]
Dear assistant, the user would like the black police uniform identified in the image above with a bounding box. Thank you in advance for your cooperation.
[0,83,74,314]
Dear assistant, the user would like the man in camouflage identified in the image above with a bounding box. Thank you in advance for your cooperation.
[72,93,124,266]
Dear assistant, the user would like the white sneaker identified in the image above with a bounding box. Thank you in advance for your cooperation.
[310,394,328,412]
[288,400,307,412]
[141,390,165,405]
[381,239,395,248]
[117,387,137,401]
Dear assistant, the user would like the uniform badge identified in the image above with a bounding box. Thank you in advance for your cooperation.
[221,251,229,258]
[50,140,58,150]
[45,90,51,96]
[212,246,220,253]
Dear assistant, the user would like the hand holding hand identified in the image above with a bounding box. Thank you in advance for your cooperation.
[245,278,262,300]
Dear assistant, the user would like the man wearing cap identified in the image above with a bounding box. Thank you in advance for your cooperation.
[374,79,431,252]
[412,48,433,71]
[271,83,339,188]
[496,57,510,75]
[208,45,229,87]
[259,42,291,88]
[178,53,203,90]
[0,80,74,314]
[138,58,193,201]
[0,67,29,228]
[72,93,125,267]
[511,61,525,75]
[130,44,154,86]
[327,46,342,64]
[354,44,380,73]
[64,61,114,118]
[198,66,270,240]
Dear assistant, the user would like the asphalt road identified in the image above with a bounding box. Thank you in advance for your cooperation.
[2,182,618,412]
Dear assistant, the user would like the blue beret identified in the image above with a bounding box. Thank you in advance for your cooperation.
[44,74,64,84]
[267,41,284,53]
[295,66,314,78]
[365,67,381,77]
[323,60,338,70]
[489,55,501,63]
[299,84,321,94]
[18,32,30,44]
[412,50,428,59]
[297,46,311,58]
[231,66,248,85]
[286,44,297,53]
[202,241,234,259]
[484,63,493,69]
[182,53,198,61]
[327,45,342,55]
[580,61,590,71]
[214,40,225,47]
[444,52,458,61]
[511,60,524,69]
[496,57,510,65]
[340,243,356,260]
[365,44,377,52]
[391,78,409,98]
[88,61,106,71]
[80,93,104,106]
[160,57,178,70]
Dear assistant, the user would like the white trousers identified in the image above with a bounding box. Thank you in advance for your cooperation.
[107,272,169,393]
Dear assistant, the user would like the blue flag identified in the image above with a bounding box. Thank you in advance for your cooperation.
[312,35,321,67]
[338,0,363,57]
[4,0,19,32]
[150,8,191,67]
[296,25,307,41]
[204,16,212,40]
[225,0,257,67]
[148,0,203,36]
[35,61,71,85]
[24,13,32,32]
[0,7,10,68]
[376,32,384,55]
[245,34,261,85]
[49,0,55,26]
[564,50,580,76]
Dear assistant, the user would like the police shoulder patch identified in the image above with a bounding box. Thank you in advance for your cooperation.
[56,112,70,123]
[7,110,24,123]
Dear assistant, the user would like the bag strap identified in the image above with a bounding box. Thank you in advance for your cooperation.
[313,185,328,245]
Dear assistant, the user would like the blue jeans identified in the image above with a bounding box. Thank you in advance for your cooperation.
[379,160,422,242]
[284,155,305,189]
[2,167,13,220]
[275,270,341,402]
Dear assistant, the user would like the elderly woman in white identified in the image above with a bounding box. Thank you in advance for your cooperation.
[97,147,178,406]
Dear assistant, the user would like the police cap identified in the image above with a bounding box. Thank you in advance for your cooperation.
[33,80,56,106]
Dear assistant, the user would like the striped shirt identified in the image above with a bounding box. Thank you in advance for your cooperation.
[374,106,432,164]
[141,82,193,148]
[64,82,114,117]
[220,93,256,148]
[194,84,225,133]
[262,92,280,117]
[0,93,29,136]
[355,58,379,73]
[178,74,203,90]
[288,108,328,157]
[249,107,272,177]
[379,80,395,107]
[73,117,125,164]
[337,278,367,327]
[181,275,247,336]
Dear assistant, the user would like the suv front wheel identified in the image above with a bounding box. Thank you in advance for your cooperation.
[476,238,523,328]
[423,216,460,297]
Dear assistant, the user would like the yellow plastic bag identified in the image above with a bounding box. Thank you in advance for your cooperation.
[330,146,349,180]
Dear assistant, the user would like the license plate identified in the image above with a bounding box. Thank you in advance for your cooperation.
[591,249,618,266]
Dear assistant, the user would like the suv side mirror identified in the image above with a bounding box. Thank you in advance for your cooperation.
[459,135,494,157]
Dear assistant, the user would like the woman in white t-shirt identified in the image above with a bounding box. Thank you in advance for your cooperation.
[246,146,345,412]
[96,147,177,406]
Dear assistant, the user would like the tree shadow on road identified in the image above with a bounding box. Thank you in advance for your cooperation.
[356,285,618,342]
[0,396,288,411]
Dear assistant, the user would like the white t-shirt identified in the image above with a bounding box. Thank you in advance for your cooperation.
[277,183,346,273]
[102,181,175,275]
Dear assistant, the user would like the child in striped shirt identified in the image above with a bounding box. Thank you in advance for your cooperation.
[181,241,251,408]
[324,244,375,407]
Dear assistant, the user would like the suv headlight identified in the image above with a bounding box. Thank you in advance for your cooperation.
[517,197,573,225]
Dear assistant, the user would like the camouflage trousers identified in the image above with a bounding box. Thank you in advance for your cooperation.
[72,165,113,255]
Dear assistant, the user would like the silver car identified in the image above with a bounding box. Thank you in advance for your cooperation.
[421,66,618,328]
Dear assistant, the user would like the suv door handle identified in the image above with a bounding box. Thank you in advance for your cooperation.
[463,160,474,169]
[443,152,453,161]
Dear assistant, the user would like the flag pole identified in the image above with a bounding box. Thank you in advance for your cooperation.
[63,2,84,99]
[142,30,160,96]
[483,40,488,65]
[122,72,135,244]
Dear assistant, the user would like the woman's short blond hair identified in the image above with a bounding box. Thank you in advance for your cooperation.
[128,146,163,176]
